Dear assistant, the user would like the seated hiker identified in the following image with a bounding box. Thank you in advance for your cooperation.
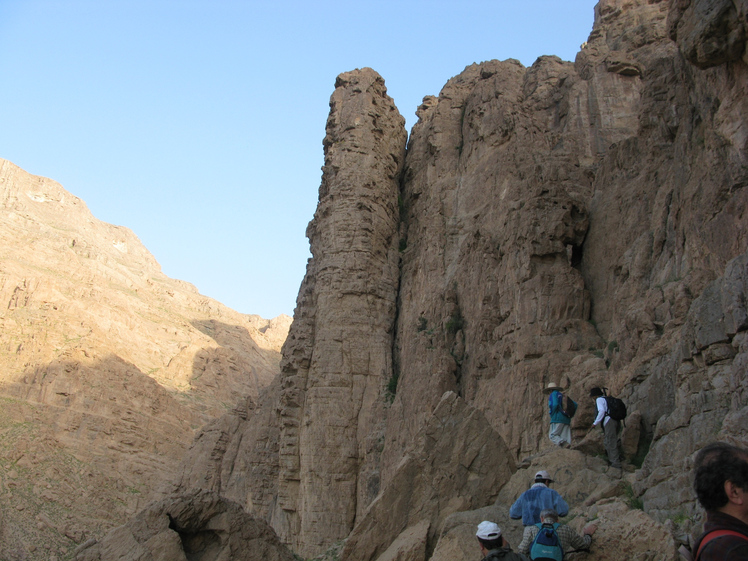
[476,520,530,561]
[517,508,597,560]
[510,470,569,526]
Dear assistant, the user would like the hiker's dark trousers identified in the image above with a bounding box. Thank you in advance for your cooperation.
[604,418,621,468]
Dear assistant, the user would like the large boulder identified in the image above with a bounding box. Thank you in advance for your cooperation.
[74,490,295,561]
[341,392,516,561]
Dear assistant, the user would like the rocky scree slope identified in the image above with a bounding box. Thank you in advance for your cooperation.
[0,158,291,560]
[138,0,746,559]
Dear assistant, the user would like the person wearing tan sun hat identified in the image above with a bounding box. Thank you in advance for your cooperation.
[544,382,576,448]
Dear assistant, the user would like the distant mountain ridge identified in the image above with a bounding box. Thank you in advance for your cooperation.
[0,158,290,558]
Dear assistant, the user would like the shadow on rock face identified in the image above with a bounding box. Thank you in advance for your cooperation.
[74,489,296,561]
[168,514,222,560]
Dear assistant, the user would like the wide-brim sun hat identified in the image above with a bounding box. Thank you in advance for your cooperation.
[544,382,561,393]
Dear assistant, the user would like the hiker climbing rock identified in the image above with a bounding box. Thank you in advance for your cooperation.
[544,382,576,447]
[517,508,597,560]
[509,470,569,526]
[476,520,530,561]
[590,387,624,474]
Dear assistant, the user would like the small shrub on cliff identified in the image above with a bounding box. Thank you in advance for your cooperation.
[445,312,463,334]
[624,483,643,510]
[386,372,399,400]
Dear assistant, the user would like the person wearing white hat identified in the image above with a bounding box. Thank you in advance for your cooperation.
[476,521,530,561]
[509,470,570,526]
[545,382,573,447]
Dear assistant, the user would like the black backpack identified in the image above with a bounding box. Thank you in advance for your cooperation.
[603,388,626,421]
[562,395,578,418]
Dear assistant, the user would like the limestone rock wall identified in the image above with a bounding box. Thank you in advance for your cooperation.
[170,0,747,559]
[386,56,600,469]
[340,392,515,561]
[386,0,747,504]
[271,68,407,556]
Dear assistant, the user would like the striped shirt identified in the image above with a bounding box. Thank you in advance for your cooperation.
[517,523,592,559]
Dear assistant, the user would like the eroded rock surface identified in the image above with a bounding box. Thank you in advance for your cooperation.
[272,67,407,556]
[74,489,295,561]
[340,392,515,561]
[91,0,748,559]
[0,159,290,559]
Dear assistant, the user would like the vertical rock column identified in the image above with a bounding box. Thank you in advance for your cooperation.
[274,68,406,556]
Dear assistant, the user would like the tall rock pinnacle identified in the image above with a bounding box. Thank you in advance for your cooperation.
[274,68,406,555]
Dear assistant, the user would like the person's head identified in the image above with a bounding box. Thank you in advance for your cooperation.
[545,382,562,394]
[535,470,554,486]
[539,508,559,524]
[589,387,604,398]
[693,441,748,514]
[476,521,504,552]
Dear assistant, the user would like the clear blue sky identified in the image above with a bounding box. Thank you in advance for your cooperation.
[0,1,596,319]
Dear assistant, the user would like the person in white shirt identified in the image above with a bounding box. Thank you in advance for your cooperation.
[590,387,622,471]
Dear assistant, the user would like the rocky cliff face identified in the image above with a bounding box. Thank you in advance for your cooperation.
[272,69,407,553]
[0,159,291,560]
[129,0,747,559]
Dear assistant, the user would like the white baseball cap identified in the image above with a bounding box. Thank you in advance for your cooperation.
[535,470,554,482]
[476,521,502,540]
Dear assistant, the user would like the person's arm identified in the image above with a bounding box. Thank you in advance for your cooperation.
[565,523,595,551]
[555,493,570,517]
[509,497,523,519]
[592,396,606,425]
[549,391,560,414]
[517,526,537,555]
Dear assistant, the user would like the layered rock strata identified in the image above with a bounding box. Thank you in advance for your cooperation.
[0,159,290,559]
[273,68,407,555]
[172,0,747,558]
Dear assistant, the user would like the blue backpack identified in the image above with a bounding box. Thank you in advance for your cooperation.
[530,522,563,561]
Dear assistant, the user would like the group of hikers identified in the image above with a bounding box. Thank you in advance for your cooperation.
[476,469,596,561]
[473,383,748,561]
[545,382,627,475]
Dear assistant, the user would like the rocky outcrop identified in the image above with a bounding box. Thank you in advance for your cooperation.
[109,0,748,559]
[74,489,295,561]
[632,251,748,528]
[272,68,407,556]
[340,392,515,561]
[167,68,408,559]
[668,0,748,68]
[0,159,290,559]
